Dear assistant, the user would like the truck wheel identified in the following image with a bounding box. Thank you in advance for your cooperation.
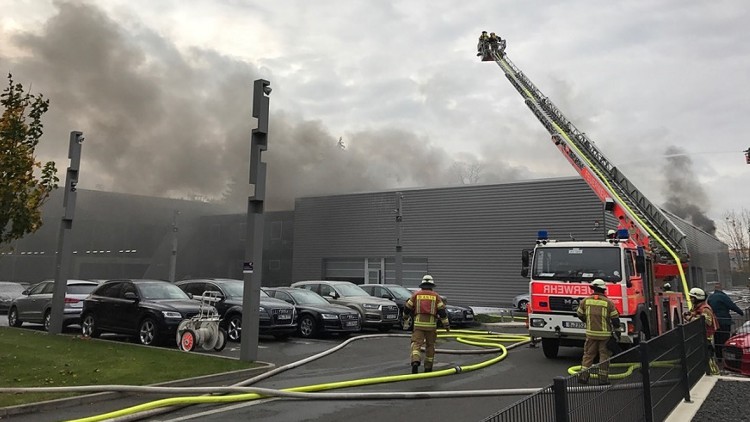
[542,338,559,359]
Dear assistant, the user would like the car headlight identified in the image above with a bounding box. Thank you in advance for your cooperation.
[447,308,461,314]
[258,306,266,313]
[321,313,338,320]
[162,311,183,319]
[362,303,380,310]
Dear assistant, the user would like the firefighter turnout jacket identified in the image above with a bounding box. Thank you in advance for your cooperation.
[576,293,620,339]
[686,301,718,338]
[405,290,449,330]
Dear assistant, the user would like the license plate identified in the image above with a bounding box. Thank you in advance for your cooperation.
[345,321,358,327]
[563,321,586,329]
[725,351,738,361]
[385,314,397,319]
[277,314,291,320]
[466,315,474,320]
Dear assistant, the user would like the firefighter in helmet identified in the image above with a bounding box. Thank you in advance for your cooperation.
[488,32,500,52]
[477,30,489,56]
[405,275,449,373]
[683,287,720,375]
[606,229,617,240]
[576,279,620,385]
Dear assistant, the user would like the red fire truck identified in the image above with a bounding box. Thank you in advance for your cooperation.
[479,36,692,358]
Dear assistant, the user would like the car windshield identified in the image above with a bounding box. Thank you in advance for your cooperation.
[220,282,244,298]
[532,247,622,282]
[336,284,370,297]
[68,284,98,295]
[138,283,190,300]
[388,286,413,300]
[289,289,329,305]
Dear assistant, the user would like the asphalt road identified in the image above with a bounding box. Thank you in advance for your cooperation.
[2,323,583,422]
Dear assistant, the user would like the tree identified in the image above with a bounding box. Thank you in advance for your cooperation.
[718,208,750,272]
[0,74,58,246]
[452,161,482,185]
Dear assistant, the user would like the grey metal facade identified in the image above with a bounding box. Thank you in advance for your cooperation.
[293,178,613,307]
[292,177,732,307]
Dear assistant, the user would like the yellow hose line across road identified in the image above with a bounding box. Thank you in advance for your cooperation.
[67,330,530,422]
[567,359,680,380]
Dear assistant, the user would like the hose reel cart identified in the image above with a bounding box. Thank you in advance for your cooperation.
[177,290,228,352]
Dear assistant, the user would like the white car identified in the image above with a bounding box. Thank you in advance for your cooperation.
[513,293,530,311]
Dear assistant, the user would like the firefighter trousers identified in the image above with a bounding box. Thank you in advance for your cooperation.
[411,328,437,370]
[579,337,611,384]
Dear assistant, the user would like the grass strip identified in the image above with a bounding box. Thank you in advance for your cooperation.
[0,327,256,407]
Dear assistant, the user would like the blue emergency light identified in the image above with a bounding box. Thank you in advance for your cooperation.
[537,230,549,240]
[616,229,629,239]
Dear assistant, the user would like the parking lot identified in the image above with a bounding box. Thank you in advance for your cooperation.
[2,315,584,422]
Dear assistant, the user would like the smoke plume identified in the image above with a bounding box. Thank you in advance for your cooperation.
[0,1,525,211]
[661,146,716,234]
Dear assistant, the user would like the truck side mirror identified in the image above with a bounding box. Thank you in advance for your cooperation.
[521,268,529,278]
[635,255,645,274]
[521,249,531,278]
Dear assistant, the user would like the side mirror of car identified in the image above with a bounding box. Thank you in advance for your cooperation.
[328,291,338,299]
[22,289,29,295]
[381,294,391,300]
[123,292,139,302]
[187,293,193,299]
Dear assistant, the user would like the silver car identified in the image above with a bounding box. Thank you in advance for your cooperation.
[513,292,530,311]
[0,281,26,314]
[8,280,99,330]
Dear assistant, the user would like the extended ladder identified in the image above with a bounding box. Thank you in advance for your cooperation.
[484,46,688,263]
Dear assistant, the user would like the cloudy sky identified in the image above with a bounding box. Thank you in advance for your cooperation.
[1,0,748,234]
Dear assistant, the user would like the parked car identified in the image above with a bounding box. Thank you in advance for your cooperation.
[176,278,297,341]
[264,287,361,338]
[290,280,399,332]
[723,320,750,376]
[0,281,26,314]
[80,279,211,346]
[513,293,530,312]
[7,280,99,330]
[376,284,475,328]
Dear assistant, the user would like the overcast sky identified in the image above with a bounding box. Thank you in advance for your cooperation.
[1,0,748,234]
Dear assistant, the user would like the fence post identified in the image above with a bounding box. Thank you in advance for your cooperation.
[639,340,654,422]
[677,323,692,402]
[553,376,569,422]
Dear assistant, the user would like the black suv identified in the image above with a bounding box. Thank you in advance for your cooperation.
[176,278,297,341]
[81,279,209,346]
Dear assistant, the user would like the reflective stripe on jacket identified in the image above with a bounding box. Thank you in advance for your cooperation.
[576,294,619,339]
[690,302,718,338]
[405,290,446,330]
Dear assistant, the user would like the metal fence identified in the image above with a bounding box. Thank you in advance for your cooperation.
[481,318,708,422]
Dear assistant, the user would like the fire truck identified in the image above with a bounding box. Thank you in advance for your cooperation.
[478,36,692,358]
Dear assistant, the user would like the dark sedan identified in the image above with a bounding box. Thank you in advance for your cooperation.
[176,278,297,341]
[366,284,475,328]
[80,279,210,346]
[265,287,361,338]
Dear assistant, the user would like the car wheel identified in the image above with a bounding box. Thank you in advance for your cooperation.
[298,315,318,339]
[226,314,242,342]
[8,307,22,327]
[518,300,529,312]
[43,310,51,332]
[542,338,559,359]
[179,329,197,352]
[81,313,100,338]
[214,328,228,352]
[138,318,159,346]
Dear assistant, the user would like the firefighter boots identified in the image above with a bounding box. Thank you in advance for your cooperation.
[411,362,420,374]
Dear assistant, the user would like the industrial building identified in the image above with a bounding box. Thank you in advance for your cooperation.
[0,177,730,307]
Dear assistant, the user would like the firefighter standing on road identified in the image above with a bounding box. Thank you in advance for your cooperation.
[405,275,449,374]
[576,279,620,385]
[684,287,721,375]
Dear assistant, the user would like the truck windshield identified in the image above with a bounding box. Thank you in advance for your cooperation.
[532,247,622,283]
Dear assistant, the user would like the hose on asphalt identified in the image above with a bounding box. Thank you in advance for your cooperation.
[3,329,531,422]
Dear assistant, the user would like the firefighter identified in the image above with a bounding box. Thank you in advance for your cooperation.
[576,278,620,385]
[477,31,489,56]
[708,282,744,363]
[684,287,720,375]
[405,275,449,374]
[488,32,499,52]
[606,229,617,240]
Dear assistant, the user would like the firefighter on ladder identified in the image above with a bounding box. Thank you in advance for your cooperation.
[576,279,620,385]
[683,287,721,375]
[405,275,450,374]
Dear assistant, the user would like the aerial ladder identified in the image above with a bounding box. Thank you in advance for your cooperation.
[477,39,692,307]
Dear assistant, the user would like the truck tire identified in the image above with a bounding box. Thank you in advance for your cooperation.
[542,338,559,359]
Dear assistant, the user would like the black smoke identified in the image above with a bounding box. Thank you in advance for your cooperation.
[0,1,524,211]
[661,146,716,234]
